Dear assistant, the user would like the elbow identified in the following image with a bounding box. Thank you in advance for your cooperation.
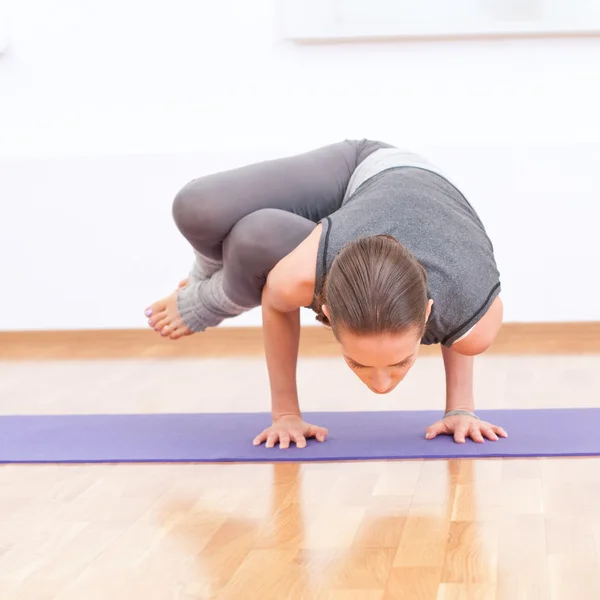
[261,273,282,312]
[450,296,503,356]
[451,333,495,356]
[262,269,298,314]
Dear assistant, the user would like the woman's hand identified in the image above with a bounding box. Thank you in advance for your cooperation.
[253,415,328,449]
[425,413,508,444]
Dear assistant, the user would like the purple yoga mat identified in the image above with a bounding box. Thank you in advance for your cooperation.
[0,409,598,464]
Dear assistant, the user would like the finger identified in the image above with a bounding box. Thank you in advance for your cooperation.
[469,426,485,443]
[482,427,499,441]
[265,432,279,449]
[279,434,291,450]
[314,427,328,442]
[291,431,307,448]
[425,423,443,440]
[426,420,450,440]
[305,425,328,442]
[454,424,469,444]
[493,425,508,438]
[253,429,269,446]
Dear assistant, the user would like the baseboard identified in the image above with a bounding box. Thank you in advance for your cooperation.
[1,322,599,360]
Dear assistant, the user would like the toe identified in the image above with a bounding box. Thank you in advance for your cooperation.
[145,298,167,320]
[154,316,170,333]
[170,323,192,340]
[149,312,167,328]
[169,328,184,340]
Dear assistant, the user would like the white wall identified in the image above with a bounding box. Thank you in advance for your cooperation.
[1,0,599,331]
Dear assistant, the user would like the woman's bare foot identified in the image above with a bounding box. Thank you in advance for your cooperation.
[145,282,193,340]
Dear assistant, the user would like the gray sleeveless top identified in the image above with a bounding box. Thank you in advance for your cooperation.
[314,149,501,347]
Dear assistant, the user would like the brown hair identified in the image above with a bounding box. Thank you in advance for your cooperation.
[315,235,429,338]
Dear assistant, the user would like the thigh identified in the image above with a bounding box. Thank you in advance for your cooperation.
[172,140,365,260]
[221,208,316,307]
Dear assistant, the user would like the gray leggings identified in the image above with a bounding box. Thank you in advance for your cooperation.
[173,139,389,331]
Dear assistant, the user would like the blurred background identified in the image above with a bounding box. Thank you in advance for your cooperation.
[1,0,599,332]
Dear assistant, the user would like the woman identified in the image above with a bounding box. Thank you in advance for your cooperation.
[145,140,507,448]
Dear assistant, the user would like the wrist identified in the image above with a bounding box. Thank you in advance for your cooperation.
[271,395,301,422]
[445,396,475,414]
[444,408,480,420]
[272,411,302,423]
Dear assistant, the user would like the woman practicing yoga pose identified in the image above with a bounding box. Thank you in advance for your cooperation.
[145,140,507,448]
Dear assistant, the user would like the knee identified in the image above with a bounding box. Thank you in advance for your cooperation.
[171,178,223,236]
[225,210,281,268]
[225,208,314,277]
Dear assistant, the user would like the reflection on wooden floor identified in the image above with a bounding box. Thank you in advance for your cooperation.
[1,458,599,599]
[1,351,599,599]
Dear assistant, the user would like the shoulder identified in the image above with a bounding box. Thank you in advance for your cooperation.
[449,295,504,355]
[263,224,322,311]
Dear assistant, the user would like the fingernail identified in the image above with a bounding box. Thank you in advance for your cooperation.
[425,433,431,439]
[145,308,152,317]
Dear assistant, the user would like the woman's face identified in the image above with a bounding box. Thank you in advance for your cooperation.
[336,329,422,394]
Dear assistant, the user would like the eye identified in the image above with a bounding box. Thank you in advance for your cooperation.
[394,360,411,369]
[349,361,365,370]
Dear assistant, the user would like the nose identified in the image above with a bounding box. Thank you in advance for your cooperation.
[370,372,393,394]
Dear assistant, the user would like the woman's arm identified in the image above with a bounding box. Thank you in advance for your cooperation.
[441,346,475,413]
[440,296,503,411]
[260,225,321,420]
[425,296,507,443]
[426,344,507,443]
[261,289,303,420]
[253,226,330,448]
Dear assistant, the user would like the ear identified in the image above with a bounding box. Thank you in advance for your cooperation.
[425,298,434,322]
[322,304,330,319]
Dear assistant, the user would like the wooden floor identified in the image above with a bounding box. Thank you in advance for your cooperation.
[2,347,600,599]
